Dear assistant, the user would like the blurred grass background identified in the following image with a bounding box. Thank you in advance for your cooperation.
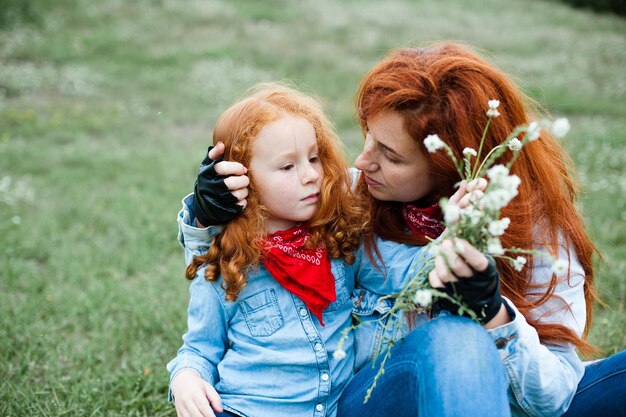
[1,0,624,415]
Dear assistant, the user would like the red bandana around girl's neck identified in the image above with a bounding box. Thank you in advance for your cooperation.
[402,203,445,240]
[260,224,335,326]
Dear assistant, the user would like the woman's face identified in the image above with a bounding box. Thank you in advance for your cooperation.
[355,111,435,203]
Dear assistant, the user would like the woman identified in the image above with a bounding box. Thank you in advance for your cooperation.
[181,43,625,416]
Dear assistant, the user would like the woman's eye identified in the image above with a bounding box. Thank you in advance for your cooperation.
[385,154,400,164]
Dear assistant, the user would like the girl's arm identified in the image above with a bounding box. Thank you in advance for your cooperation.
[167,274,230,404]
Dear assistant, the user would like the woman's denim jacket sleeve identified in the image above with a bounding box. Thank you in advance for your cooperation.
[486,240,586,417]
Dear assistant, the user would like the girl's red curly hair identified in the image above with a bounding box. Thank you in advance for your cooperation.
[186,83,367,301]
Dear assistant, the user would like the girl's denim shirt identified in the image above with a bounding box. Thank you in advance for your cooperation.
[174,194,586,417]
[169,195,426,417]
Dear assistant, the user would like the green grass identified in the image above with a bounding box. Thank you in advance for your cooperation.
[1,0,625,415]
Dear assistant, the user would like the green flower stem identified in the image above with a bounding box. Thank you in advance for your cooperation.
[471,117,493,179]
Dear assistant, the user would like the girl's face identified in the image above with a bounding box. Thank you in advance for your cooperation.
[355,111,434,203]
[250,115,324,233]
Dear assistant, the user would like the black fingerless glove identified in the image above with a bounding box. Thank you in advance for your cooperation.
[192,146,243,226]
[437,258,503,324]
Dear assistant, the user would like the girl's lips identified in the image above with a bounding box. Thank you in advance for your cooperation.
[363,174,382,187]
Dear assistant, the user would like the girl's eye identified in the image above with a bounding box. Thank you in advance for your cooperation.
[309,155,319,163]
[280,164,294,171]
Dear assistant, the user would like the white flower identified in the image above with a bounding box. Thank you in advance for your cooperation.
[487,217,511,237]
[499,174,521,195]
[463,206,484,225]
[526,121,541,141]
[333,349,346,360]
[487,164,510,182]
[424,134,445,153]
[487,238,505,256]
[486,108,501,118]
[443,203,461,224]
[463,147,477,157]
[413,289,433,307]
[551,118,570,138]
[508,138,522,151]
[486,100,501,117]
[552,259,569,276]
[488,99,500,110]
[512,256,527,272]
[480,188,517,211]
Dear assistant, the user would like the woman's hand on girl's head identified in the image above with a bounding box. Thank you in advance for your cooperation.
[193,142,251,228]
[171,369,223,417]
[208,142,250,210]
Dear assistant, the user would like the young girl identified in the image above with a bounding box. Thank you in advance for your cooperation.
[167,83,428,417]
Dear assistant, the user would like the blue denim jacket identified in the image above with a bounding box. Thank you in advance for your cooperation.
[174,195,585,417]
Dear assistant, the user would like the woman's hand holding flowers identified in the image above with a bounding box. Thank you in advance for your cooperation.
[429,238,507,327]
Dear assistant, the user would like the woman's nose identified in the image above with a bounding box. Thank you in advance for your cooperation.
[355,148,378,172]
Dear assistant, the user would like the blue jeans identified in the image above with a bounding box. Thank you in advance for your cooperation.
[563,349,626,416]
[337,315,510,417]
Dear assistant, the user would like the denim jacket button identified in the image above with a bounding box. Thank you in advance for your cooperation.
[315,404,324,412]
[314,342,323,351]
[495,337,508,349]
[299,308,308,317]
[321,373,329,381]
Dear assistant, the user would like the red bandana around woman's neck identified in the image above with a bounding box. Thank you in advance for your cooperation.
[402,203,445,240]
[261,225,335,326]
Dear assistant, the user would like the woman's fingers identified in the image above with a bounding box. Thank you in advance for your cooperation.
[430,239,489,288]
[214,161,248,177]
[223,175,250,209]
[466,178,488,192]
[458,190,484,208]
[448,180,467,206]
[453,239,489,272]
[207,142,225,160]
[223,173,250,191]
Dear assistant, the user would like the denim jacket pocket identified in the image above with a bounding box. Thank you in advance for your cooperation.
[326,263,350,312]
[240,289,284,337]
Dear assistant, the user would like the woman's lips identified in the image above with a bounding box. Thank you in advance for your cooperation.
[363,174,382,187]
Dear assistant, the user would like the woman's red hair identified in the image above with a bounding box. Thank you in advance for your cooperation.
[186,82,367,301]
[356,43,598,355]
